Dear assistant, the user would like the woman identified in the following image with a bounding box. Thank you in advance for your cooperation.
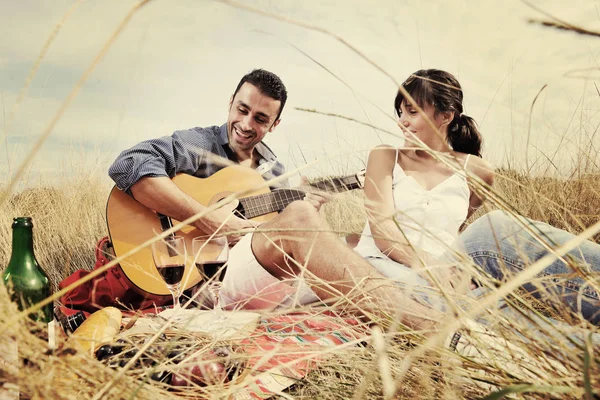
[354,69,493,293]
[355,69,600,327]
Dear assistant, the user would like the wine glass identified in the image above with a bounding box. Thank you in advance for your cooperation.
[151,236,187,309]
[192,236,228,311]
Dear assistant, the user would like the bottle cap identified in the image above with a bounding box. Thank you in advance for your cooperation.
[12,217,33,228]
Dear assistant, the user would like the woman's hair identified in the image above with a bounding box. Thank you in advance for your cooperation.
[394,69,482,157]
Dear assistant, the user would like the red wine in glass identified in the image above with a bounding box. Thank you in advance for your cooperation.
[195,261,226,281]
[157,264,185,285]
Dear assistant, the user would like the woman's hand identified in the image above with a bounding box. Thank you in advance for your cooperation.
[414,258,473,296]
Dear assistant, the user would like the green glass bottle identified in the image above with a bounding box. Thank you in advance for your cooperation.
[2,217,52,323]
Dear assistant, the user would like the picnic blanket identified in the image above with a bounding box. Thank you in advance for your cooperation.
[58,237,366,398]
[124,309,364,399]
[234,313,363,399]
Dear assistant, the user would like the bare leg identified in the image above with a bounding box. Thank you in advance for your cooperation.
[251,201,443,331]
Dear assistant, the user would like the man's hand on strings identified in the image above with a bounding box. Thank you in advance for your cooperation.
[298,176,331,212]
[195,204,259,245]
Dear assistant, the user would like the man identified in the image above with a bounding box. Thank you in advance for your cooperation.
[108,69,441,329]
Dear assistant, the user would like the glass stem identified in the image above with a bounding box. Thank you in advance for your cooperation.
[212,282,223,315]
[214,291,220,310]
[171,284,181,309]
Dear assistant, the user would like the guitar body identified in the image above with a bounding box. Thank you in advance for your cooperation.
[106,164,364,297]
[106,165,275,296]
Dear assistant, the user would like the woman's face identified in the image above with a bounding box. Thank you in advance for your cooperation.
[397,99,448,146]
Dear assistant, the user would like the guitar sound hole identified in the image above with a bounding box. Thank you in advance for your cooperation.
[210,192,232,205]
[234,202,246,216]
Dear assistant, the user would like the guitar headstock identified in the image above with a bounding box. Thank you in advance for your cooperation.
[355,169,366,189]
[309,169,366,193]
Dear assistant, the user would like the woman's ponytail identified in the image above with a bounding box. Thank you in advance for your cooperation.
[448,114,482,157]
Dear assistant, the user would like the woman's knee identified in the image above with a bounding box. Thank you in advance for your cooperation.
[462,210,517,243]
[476,210,512,229]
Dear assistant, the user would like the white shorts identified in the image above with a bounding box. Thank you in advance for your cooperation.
[220,233,319,310]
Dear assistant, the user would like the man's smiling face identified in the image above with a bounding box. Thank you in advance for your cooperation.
[226,82,281,159]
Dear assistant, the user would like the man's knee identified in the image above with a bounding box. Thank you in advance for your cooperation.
[278,200,322,228]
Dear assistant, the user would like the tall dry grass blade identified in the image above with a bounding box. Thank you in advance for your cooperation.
[528,19,600,38]
[2,165,598,398]
[0,0,152,207]
[521,0,598,36]
[525,84,547,172]
[92,304,183,399]
[371,326,394,399]
[295,108,398,139]
[481,384,573,400]
[583,332,593,400]
[0,0,83,157]
[214,0,400,87]
[477,219,600,311]
[258,31,397,127]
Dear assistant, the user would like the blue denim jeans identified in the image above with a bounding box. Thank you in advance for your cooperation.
[456,210,600,325]
[365,210,600,326]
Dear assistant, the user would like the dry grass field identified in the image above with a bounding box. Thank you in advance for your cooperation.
[0,164,599,399]
[1,2,600,398]
[0,169,598,292]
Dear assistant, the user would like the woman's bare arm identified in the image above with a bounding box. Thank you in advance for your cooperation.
[465,156,495,220]
[363,146,436,267]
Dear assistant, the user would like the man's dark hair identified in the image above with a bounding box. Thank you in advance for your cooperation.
[233,69,288,121]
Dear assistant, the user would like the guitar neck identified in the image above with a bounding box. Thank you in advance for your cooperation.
[310,175,362,192]
[239,189,305,219]
[237,173,363,219]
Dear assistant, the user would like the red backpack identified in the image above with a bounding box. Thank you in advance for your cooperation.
[58,237,172,317]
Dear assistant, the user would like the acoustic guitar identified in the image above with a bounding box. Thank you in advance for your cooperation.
[105,164,365,296]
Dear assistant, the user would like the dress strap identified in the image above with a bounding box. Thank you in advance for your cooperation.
[392,148,405,180]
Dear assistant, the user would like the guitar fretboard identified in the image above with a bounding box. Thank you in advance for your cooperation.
[236,174,361,219]
[238,189,305,219]
[311,175,362,192]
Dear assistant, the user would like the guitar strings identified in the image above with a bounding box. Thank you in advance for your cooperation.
[232,175,361,219]
[240,190,305,218]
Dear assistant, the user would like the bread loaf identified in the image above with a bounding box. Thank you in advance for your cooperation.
[66,307,122,357]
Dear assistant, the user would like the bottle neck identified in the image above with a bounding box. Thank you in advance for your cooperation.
[10,226,36,266]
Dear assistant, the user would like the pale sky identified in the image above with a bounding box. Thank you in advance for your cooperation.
[2,0,600,188]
